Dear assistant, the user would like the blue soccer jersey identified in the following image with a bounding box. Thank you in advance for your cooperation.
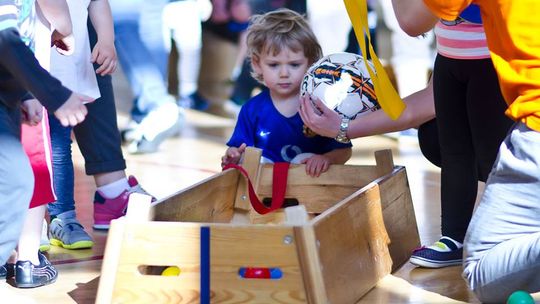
[227,90,352,163]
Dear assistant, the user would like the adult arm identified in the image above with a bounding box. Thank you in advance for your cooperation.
[299,77,435,139]
[391,0,438,36]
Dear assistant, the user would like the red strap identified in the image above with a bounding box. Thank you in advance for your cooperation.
[223,163,290,214]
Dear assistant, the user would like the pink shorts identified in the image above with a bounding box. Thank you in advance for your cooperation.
[21,109,56,209]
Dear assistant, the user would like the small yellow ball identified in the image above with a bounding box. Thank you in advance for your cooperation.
[161,266,181,276]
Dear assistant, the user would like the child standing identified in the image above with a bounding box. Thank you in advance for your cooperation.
[221,9,352,177]
[46,0,116,248]
[403,7,513,269]
[0,0,90,289]
[421,0,540,301]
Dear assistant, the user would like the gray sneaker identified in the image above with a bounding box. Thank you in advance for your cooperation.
[49,210,94,250]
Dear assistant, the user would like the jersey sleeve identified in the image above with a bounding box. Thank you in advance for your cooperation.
[422,0,472,21]
[226,102,256,148]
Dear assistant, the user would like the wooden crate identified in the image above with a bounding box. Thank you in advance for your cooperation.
[96,149,419,304]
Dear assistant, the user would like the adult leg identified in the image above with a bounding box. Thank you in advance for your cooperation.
[113,17,181,153]
[113,15,174,121]
[164,0,203,100]
[139,0,169,79]
[463,122,540,303]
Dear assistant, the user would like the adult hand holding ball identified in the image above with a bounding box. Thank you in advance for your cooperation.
[300,52,380,139]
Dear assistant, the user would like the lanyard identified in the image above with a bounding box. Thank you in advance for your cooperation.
[344,0,406,120]
[223,162,290,215]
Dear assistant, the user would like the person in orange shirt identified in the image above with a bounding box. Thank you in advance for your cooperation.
[416,0,540,302]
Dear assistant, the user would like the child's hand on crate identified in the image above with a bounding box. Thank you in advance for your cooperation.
[221,143,247,168]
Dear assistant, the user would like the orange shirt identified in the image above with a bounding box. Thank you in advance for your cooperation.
[423,0,540,132]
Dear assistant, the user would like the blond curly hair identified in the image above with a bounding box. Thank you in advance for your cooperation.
[246,8,323,83]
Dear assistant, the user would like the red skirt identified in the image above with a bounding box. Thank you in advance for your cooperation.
[21,109,56,209]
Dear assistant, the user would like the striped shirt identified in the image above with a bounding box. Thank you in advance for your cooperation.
[434,21,490,60]
[0,0,35,50]
[0,1,18,31]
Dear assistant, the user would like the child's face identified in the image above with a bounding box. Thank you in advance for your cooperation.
[253,46,309,101]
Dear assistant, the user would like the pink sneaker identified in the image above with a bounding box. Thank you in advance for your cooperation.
[93,176,155,230]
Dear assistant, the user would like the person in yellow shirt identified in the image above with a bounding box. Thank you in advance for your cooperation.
[418,0,540,302]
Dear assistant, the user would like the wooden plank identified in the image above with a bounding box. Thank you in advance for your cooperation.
[249,208,316,225]
[258,164,379,188]
[209,225,306,303]
[234,147,262,210]
[95,218,127,304]
[108,223,203,303]
[377,167,420,271]
[375,149,394,177]
[253,164,381,214]
[101,222,306,303]
[312,183,393,304]
[152,170,239,223]
[294,225,328,303]
[256,184,361,214]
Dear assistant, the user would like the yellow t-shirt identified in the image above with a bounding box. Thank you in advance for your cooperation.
[423,0,540,132]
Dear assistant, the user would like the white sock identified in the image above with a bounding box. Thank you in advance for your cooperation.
[427,236,463,252]
[97,178,130,199]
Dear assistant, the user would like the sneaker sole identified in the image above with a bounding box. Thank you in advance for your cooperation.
[15,277,57,288]
[93,223,110,230]
[409,256,462,268]
[50,238,94,250]
[39,244,51,252]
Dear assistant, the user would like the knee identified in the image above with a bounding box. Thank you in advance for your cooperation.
[462,262,509,304]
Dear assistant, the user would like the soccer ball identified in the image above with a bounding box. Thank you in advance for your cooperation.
[301,52,380,120]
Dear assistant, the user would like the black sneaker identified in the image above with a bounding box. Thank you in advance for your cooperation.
[0,263,15,280]
[15,252,58,288]
[409,236,463,268]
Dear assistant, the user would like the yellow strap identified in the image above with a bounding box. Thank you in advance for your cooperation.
[343,0,405,120]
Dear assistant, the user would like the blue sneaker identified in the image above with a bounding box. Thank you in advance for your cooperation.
[15,252,58,288]
[49,210,94,250]
[409,236,463,268]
